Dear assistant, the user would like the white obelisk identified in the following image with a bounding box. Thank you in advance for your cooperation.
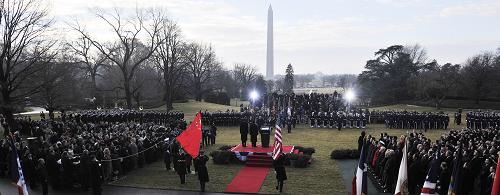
[266,5,274,80]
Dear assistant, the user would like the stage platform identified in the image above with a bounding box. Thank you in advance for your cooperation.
[230,144,294,161]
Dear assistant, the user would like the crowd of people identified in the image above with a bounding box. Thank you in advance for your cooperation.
[0,109,188,195]
[367,111,450,130]
[260,92,345,113]
[466,111,500,130]
[361,127,498,194]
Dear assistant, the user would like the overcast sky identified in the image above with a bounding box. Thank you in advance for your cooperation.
[49,0,500,75]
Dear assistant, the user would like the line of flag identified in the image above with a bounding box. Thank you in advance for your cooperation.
[351,138,500,195]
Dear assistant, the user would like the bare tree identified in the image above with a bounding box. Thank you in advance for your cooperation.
[404,44,428,66]
[72,8,165,109]
[32,61,79,118]
[232,63,257,97]
[184,42,220,101]
[0,0,54,128]
[66,36,108,98]
[153,19,185,110]
[462,53,494,104]
[131,64,159,107]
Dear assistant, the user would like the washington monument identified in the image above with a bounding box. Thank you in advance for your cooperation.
[266,5,274,80]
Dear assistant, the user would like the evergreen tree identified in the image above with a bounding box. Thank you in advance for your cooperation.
[284,63,294,93]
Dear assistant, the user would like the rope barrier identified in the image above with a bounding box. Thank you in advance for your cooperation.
[98,139,167,162]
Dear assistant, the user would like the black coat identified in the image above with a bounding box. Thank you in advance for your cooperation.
[176,156,187,175]
[89,161,102,186]
[195,155,209,182]
[240,122,248,134]
[273,155,287,181]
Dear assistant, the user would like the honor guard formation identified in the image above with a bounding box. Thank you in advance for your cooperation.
[309,110,369,130]
[466,111,500,130]
[367,111,450,130]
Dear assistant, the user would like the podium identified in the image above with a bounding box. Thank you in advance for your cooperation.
[260,126,271,148]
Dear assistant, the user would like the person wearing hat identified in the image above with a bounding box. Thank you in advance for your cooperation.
[273,153,287,193]
[195,151,209,192]
[176,151,187,184]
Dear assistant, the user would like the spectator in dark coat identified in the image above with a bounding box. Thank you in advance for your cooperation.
[358,131,366,155]
[36,158,48,195]
[438,162,451,195]
[89,155,102,195]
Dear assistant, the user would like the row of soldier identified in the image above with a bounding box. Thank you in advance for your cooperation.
[309,110,368,130]
[381,111,450,130]
[361,127,499,194]
[66,109,184,125]
[0,110,187,195]
[466,111,500,129]
[201,110,242,126]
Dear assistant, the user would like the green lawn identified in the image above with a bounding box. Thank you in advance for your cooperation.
[111,102,455,195]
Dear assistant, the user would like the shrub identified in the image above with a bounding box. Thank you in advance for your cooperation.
[294,146,315,156]
[330,149,359,159]
[218,145,233,151]
[209,150,235,164]
[294,154,311,168]
[286,153,299,161]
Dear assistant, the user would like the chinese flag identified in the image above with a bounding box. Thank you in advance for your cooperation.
[492,153,500,195]
[176,112,202,158]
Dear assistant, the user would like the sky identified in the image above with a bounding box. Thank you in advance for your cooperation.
[48,0,500,75]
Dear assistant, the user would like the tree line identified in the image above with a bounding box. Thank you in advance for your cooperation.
[358,44,500,108]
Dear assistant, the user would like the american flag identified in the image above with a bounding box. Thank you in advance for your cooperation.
[272,123,283,160]
[420,153,441,195]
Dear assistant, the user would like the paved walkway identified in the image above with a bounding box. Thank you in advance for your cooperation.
[0,178,232,195]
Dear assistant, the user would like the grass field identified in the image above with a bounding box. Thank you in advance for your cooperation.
[111,102,454,195]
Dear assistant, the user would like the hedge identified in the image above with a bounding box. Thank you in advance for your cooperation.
[330,149,359,159]
[209,150,237,164]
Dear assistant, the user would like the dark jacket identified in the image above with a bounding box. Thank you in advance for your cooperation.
[176,155,187,175]
[195,155,209,182]
[273,155,287,181]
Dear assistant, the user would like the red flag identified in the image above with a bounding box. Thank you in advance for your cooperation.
[176,112,202,158]
[492,153,500,195]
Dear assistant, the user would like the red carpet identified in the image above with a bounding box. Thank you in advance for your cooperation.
[230,144,294,153]
[224,166,270,193]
